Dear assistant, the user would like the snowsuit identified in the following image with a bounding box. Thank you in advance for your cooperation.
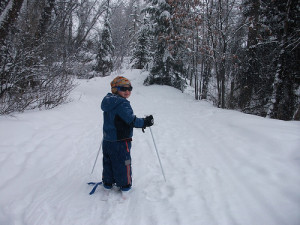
[101,93,144,189]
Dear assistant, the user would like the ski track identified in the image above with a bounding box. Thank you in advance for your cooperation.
[1,70,300,225]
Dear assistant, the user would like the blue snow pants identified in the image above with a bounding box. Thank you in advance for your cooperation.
[102,140,132,188]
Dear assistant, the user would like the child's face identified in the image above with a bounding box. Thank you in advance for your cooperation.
[117,85,132,99]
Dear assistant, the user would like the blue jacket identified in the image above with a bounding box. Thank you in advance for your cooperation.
[101,93,144,141]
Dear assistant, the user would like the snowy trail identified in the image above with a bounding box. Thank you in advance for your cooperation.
[1,69,300,225]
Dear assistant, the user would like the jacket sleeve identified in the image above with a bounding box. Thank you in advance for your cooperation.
[117,101,144,128]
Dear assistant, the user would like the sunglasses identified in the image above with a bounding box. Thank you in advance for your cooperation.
[117,86,133,92]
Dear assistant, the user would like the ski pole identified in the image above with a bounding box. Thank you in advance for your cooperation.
[149,127,166,182]
[91,139,102,174]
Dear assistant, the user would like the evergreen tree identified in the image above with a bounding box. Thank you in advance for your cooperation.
[128,0,141,51]
[144,0,184,89]
[95,1,114,76]
[237,0,300,119]
[238,0,261,110]
[130,15,151,69]
[0,0,25,44]
[265,0,300,120]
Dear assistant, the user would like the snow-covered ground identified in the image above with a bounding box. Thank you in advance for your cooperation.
[0,69,300,225]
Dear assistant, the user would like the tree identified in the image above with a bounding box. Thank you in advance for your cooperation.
[95,0,114,76]
[201,0,243,108]
[266,0,300,120]
[128,0,142,54]
[0,0,25,44]
[235,0,299,119]
[144,0,185,89]
[130,15,151,69]
[0,0,10,14]
[238,0,260,110]
[73,0,106,51]
[109,0,142,70]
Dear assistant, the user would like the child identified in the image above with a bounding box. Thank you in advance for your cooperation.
[101,76,153,193]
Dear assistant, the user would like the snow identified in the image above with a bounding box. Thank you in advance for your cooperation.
[0,69,300,225]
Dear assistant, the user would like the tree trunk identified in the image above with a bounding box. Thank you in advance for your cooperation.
[267,0,294,120]
[238,0,260,109]
[294,105,300,121]
[0,0,25,44]
[36,0,55,40]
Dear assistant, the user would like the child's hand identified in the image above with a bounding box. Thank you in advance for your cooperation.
[143,115,154,130]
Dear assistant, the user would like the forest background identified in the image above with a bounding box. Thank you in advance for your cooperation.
[0,0,299,120]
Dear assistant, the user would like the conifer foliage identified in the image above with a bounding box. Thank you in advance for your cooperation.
[95,0,114,76]
[264,0,300,120]
[143,0,185,89]
[136,0,299,120]
[131,16,151,69]
[0,0,299,120]
[236,0,300,120]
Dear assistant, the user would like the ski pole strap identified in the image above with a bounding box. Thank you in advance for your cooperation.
[87,182,102,195]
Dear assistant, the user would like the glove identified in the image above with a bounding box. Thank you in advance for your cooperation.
[143,115,154,128]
